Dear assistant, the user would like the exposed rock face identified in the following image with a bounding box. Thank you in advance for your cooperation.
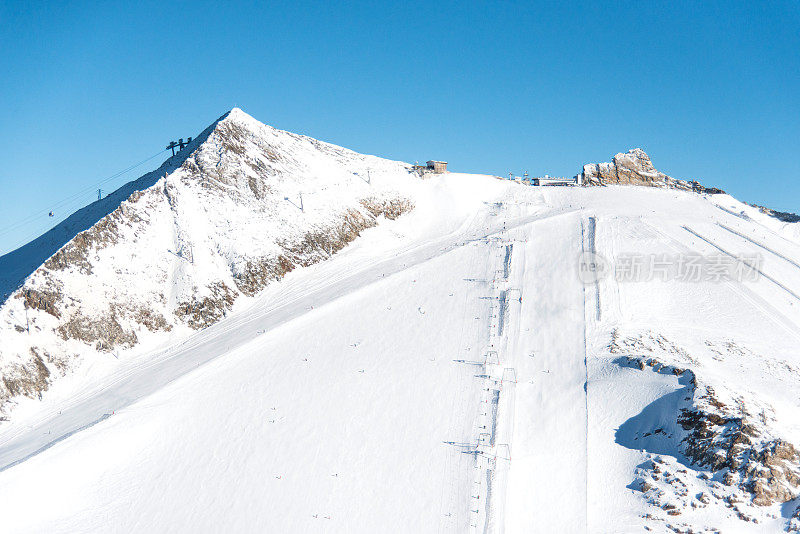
[18,286,62,318]
[788,504,800,531]
[229,201,413,299]
[611,331,800,528]
[1,352,50,406]
[749,204,800,223]
[360,197,414,221]
[175,282,237,330]
[0,108,418,418]
[581,148,724,194]
[583,148,667,186]
[678,402,800,508]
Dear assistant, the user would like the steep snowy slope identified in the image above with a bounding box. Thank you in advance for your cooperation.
[0,108,418,417]
[1,118,799,533]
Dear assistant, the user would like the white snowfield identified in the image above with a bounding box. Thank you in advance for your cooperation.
[1,117,800,533]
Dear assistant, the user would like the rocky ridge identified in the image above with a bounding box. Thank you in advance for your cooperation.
[748,204,800,224]
[581,148,725,194]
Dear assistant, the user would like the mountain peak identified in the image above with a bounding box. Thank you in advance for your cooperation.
[219,106,258,128]
[0,109,416,415]
[226,106,249,118]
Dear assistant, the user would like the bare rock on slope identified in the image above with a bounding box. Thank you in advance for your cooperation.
[581,148,725,194]
[749,204,800,223]
[586,148,666,186]
[582,149,666,186]
[612,331,800,528]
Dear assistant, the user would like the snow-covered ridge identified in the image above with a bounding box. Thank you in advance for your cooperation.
[0,108,418,416]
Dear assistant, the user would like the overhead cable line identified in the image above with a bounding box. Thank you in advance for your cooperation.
[0,148,169,242]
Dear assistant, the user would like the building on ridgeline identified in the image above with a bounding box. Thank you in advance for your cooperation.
[412,160,448,176]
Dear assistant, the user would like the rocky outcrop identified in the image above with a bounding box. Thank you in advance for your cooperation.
[56,303,172,351]
[583,148,667,186]
[360,197,414,221]
[18,286,62,319]
[232,200,413,298]
[677,400,800,508]
[175,282,237,330]
[612,331,800,528]
[1,352,50,405]
[788,504,800,531]
[749,204,800,223]
[581,148,725,194]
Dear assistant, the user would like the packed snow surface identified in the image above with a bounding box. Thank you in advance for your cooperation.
[1,114,799,533]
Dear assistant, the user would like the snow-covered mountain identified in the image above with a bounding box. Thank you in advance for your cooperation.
[1,110,799,533]
[0,108,415,414]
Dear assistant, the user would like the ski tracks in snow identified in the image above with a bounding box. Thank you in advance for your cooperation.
[644,221,800,343]
[682,225,800,302]
[463,211,592,533]
[717,223,800,272]
[501,212,589,533]
[0,207,580,490]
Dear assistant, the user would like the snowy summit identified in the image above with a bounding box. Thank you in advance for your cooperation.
[1,109,799,533]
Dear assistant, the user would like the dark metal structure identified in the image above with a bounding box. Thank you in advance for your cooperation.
[166,137,193,156]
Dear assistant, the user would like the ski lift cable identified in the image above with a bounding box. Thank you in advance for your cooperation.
[3,197,105,256]
[1,169,165,256]
[0,148,169,241]
[0,148,168,237]
[6,186,127,251]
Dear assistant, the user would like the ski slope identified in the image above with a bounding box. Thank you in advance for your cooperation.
[1,171,800,532]
[0,174,568,532]
[501,212,591,532]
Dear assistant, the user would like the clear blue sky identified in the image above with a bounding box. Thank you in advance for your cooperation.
[1,1,798,254]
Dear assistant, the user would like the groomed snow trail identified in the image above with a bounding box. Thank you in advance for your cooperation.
[4,182,800,533]
[501,212,589,532]
[466,215,522,534]
[0,207,575,475]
